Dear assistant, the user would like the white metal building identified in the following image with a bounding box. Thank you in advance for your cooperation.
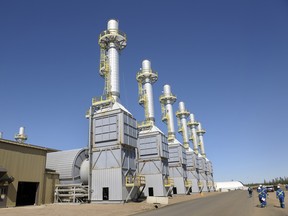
[215,181,245,192]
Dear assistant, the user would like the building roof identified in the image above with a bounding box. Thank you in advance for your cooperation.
[215,181,245,190]
[0,138,58,153]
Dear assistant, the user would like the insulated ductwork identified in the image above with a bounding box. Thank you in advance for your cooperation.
[136,60,158,129]
[176,102,190,150]
[160,84,177,142]
[187,113,199,154]
[197,122,206,157]
[98,19,127,102]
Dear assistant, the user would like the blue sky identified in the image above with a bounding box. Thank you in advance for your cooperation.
[1,0,287,184]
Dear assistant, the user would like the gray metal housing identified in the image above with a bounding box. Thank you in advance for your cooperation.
[138,127,169,197]
[168,141,188,195]
[46,148,88,184]
[186,150,199,193]
[205,159,215,191]
[197,155,208,192]
[91,106,138,203]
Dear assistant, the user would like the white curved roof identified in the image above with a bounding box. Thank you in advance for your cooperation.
[215,181,245,191]
[46,148,87,184]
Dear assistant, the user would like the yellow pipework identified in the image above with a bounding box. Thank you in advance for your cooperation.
[126,175,146,187]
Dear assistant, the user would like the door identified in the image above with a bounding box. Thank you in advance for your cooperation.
[103,187,109,200]
[16,182,39,206]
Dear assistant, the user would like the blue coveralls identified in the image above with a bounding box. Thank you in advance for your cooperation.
[276,188,285,208]
[258,187,267,207]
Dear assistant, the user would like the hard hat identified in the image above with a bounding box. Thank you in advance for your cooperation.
[277,185,280,188]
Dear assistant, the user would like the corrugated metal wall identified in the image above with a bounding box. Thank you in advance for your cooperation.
[46,148,87,184]
[0,140,47,207]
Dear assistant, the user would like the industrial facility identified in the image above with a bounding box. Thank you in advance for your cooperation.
[0,127,59,208]
[0,19,215,207]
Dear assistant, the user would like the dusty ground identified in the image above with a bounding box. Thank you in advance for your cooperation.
[1,190,286,216]
[0,192,218,216]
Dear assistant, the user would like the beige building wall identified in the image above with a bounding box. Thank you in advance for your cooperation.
[43,171,59,204]
[0,139,56,207]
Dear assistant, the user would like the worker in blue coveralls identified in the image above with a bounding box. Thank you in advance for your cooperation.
[258,185,267,208]
[276,185,285,208]
[248,187,253,197]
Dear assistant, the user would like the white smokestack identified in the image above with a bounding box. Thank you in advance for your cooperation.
[137,60,158,123]
[160,84,177,142]
[188,113,199,153]
[15,126,28,143]
[197,122,206,157]
[99,19,127,102]
[176,101,190,150]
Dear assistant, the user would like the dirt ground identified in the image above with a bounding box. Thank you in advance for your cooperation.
[0,192,218,216]
[1,190,286,216]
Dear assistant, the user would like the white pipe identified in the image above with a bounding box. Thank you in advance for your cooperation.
[197,122,206,156]
[163,84,175,137]
[142,60,155,121]
[107,19,118,31]
[107,43,120,101]
[178,102,189,148]
[105,19,121,102]
[189,113,199,153]
[19,127,25,135]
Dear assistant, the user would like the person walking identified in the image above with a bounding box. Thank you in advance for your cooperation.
[258,185,267,208]
[276,185,285,208]
[248,187,253,197]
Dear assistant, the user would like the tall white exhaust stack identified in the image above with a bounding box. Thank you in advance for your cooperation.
[15,127,28,143]
[160,84,177,142]
[136,60,158,128]
[176,101,190,150]
[98,19,127,103]
[197,122,206,157]
[187,113,199,154]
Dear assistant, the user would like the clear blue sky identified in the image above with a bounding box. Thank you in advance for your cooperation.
[1,0,287,184]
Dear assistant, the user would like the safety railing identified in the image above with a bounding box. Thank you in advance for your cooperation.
[137,120,153,130]
[126,175,146,187]
[164,177,175,187]
[185,180,192,187]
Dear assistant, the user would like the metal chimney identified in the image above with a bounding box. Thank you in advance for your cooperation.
[197,122,206,157]
[187,113,199,154]
[136,60,158,129]
[176,101,190,150]
[15,127,28,143]
[98,19,127,102]
[159,84,177,142]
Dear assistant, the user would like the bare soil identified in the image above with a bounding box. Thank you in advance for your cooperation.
[0,192,217,216]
